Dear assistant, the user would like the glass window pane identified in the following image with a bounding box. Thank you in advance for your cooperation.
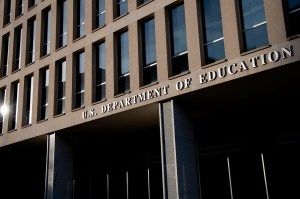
[244,23,268,51]
[117,0,128,17]
[142,18,156,66]
[118,31,129,75]
[170,4,187,56]
[241,0,266,30]
[205,39,225,63]
[202,0,223,43]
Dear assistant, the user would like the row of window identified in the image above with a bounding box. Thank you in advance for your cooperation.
[0,0,299,133]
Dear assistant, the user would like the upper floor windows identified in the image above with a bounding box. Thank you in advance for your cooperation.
[201,0,225,64]
[239,0,269,52]
[13,26,22,72]
[94,41,106,102]
[23,74,34,126]
[3,0,12,26]
[116,30,130,94]
[115,0,128,18]
[26,16,36,64]
[41,7,51,57]
[141,17,157,85]
[138,0,152,6]
[285,0,300,37]
[74,51,85,109]
[15,0,24,18]
[0,33,10,78]
[169,3,188,76]
[39,68,49,120]
[74,0,85,39]
[8,81,19,131]
[55,59,66,115]
[0,87,6,134]
[93,0,105,29]
[57,0,68,48]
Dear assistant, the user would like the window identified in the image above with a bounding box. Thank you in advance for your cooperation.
[93,0,105,29]
[116,30,130,94]
[239,0,269,52]
[0,87,6,134]
[57,0,68,48]
[74,0,85,39]
[15,0,24,17]
[41,7,51,57]
[94,41,106,102]
[3,0,12,26]
[1,33,10,78]
[169,3,188,76]
[9,81,19,131]
[23,75,34,126]
[28,0,36,9]
[27,17,36,64]
[141,17,157,85]
[138,0,151,6]
[115,0,128,18]
[39,68,49,120]
[74,51,85,109]
[55,59,66,115]
[201,0,225,64]
[13,26,22,72]
[285,0,300,36]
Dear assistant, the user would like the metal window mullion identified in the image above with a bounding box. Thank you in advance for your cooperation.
[205,37,224,46]
[243,21,266,32]
[172,50,188,59]
[289,7,300,14]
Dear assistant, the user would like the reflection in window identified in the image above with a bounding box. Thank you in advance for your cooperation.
[74,52,85,109]
[9,82,19,131]
[94,42,106,102]
[74,0,85,39]
[117,30,130,94]
[286,0,300,36]
[116,0,128,18]
[201,0,225,64]
[94,0,105,29]
[23,75,34,125]
[240,0,269,51]
[41,8,51,57]
[57,0,68,48]
[27,17,36,64]
[56,60,66,115]
[13,26,22,72]
[141,17,157,85]
[169,3,188,76]
[3,0,12,26]
[1,33,10,78]
[0,88,6,134]
[15,0,24,17]
[40,68,49,120]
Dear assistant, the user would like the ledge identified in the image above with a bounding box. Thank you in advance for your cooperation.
[137,0,154,9]
[7,129,17,133]
[55,45,67,52]
[241,45,271,56]
[287,34,300,41]
[72,106,85,112]
[113,12,129,22]
[114,90,131,98]
[15,13,24,20]
[92,24,106,33]
[28,4,37,12]
[139,81,159,90]
[202,59,227,69]
[12,68,21,74]
[37,118,48,124]
[168,71,190,80]
[25,61,35,67]
[21,124,32,129]
[73,35,86,43]
[0,75,8,80]
[40,53,50,60]
[53,112,66,118]
[92,98,107,105]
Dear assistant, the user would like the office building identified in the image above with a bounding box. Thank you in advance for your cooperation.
[0,0,300,198]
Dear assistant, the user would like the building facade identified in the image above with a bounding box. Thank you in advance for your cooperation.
[0,0,300,198]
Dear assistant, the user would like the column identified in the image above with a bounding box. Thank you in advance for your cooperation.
[159,100,199,199]
[44,133,73,199]
[128,21,140,90]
